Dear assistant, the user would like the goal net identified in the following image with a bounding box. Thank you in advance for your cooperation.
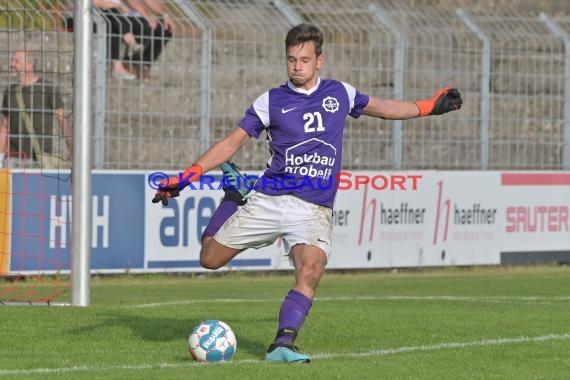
[0,0,73,304]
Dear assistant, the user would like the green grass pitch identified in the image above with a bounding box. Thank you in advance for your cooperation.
[1,265,569,379]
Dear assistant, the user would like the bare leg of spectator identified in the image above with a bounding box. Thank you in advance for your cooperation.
[123,33,143,57]
[127,17,172,80]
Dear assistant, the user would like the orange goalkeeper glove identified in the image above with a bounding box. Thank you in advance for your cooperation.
[152,163,203,206]
[414,87,462,116]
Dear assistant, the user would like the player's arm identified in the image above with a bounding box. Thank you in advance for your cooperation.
[363,87,462,120]
[363,98,420,120]
[194,127,251,173]
[152,127,250,205]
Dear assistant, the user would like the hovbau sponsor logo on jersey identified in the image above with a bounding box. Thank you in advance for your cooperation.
[284,138,336,180]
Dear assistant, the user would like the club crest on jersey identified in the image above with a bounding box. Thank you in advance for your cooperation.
[322,96,339,113]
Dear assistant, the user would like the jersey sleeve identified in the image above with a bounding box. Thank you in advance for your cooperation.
[342,81,370,119]
[238,91,269,139]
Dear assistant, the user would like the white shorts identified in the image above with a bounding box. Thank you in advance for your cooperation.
[214,191,333,257]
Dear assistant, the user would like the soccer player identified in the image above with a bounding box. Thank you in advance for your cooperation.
[153,23,462,363]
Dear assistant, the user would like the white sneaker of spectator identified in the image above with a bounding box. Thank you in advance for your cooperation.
[112,70,136,80]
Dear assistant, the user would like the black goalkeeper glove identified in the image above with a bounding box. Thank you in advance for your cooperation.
[152,163,203,206]
[414,87,462,116]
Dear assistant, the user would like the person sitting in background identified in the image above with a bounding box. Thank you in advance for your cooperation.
[122,0,175,80]
[94,0,142,80]
[0,50,72,168]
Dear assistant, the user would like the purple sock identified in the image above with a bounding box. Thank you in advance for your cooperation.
[274,289,312,345]
[201,199,238,239]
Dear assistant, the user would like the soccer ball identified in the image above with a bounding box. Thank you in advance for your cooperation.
[188,320,237,362]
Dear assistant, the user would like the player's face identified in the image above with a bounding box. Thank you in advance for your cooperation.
[286,42,324,90]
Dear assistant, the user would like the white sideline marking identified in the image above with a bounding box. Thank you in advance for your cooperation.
[128,295,570,308]
[312,333,570,360]
[1,333,569,376]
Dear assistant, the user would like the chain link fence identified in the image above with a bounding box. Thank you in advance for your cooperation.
[1,0,569,171]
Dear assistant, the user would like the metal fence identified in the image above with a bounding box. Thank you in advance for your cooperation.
[1,0,569,171]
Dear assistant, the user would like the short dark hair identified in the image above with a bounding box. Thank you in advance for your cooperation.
[285,23,324,56]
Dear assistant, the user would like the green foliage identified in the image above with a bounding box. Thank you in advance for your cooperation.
[1,266,569,379]
[0,0,61,30]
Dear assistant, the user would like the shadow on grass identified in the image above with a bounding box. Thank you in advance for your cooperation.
[69,311,270,358]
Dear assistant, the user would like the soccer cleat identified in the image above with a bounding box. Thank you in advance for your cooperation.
[221,187,246,205]
[265,343,311,363]
[220,162,256,199]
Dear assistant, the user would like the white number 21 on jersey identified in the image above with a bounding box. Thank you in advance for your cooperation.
[303,111,324,133]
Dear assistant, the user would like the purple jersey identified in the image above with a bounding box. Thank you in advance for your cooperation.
[239,78,369,208]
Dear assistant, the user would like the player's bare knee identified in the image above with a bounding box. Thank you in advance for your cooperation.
[199,248,221,270]
[200,254,223,270]
[200,258,222,270]
[297,264,325,285]
[200,240,241,270]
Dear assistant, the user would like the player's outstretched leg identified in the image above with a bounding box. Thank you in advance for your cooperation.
[220,162,256,200]
[201,162,254,239]
[201,187,243,239]
[265,290,312,363]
